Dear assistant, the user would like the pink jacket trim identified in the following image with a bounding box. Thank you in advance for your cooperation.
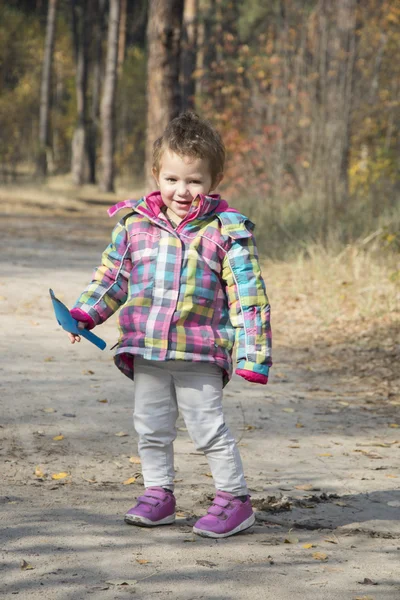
[236,369,268,385]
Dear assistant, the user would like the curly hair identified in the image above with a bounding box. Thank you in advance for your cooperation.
[152,111,225,186]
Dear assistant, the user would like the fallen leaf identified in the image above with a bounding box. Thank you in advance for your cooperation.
[302,543,315,549]
[82,370,95,375]
[115,431,128,437]
[385,474,398,478]
[202,472,213,477]
[34,466,45,478]
[388,423,399,428]
[312,552,328,561]
[136,559,150,565]
[318,453,333,457]
[122,477,136,485]
[196,560,217,568]
[51,472,69,480]
[244,424,256,430]
[353,596,375,600]
[282,408,295,413]
[44,357,55,362]
[296,423,304,428]
[337,401,349,406]
[176,511,188,518]
[288,445,300,448]
[358,578,378,586]
[284,534,299,544]
[324,535,338,544]
[42,407,56,413]
[52,435,64,441]
[106,579,137,586]
[129,456,141,464]
[295,484,314,491]
[20,559,34,570]
[97,399,108,403]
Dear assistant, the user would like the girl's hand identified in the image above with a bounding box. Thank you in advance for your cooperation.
[67,321,87,344]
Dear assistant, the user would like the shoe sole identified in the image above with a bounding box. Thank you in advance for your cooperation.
[193,513,256,538]
[124,513,176,527]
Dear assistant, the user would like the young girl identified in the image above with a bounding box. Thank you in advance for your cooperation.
[68,111,272,539]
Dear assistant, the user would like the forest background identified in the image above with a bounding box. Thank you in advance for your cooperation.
[0,0,399,342]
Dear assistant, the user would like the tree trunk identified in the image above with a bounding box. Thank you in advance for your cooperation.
[118,0,127,69]
[100,0,121,193]
[88,0,106,184]
[145,0,184,189]
[180,0,198,111]
[71,0,90,186]
[37,0,57,177]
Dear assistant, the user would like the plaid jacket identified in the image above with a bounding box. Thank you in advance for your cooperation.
[73,191,272,386]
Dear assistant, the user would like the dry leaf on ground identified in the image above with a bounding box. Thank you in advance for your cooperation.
[51,472,69,480]
[34,466,45,478]
[115,431,128,437]
[303,543,315,549]
[52,434,64,441]
[97,399,108,403]
[312,552,328,561]
[136,559,150,564]
[122,477,136,485]
[284,534,299,544]
[20,559,34,570]
[129,456,141,464]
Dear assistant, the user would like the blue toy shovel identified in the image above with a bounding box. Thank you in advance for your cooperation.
[49,289,106,350]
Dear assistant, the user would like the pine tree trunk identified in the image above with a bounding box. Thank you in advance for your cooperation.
[71,0,90,186]
[37,0,57,177]
[180,0,198,111]
[88,0,106,184]
[100,0,121,193]
[145,0,184,189]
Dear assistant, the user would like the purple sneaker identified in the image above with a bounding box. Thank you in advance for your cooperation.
[193,491,255,538]
[124,487,176,527]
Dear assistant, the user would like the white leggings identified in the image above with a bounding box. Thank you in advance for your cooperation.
[133,357,248,496]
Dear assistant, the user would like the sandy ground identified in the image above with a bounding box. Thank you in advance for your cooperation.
[0,191,399,600]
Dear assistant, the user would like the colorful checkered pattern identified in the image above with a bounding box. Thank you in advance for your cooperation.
[73,192,272,386]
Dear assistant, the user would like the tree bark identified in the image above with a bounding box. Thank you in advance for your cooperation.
[87,0,106,184]
[100,0,121,193]
[180,0,198,111]
[71,0,90,186]
[145,0,184,189]
[37,0,57,177]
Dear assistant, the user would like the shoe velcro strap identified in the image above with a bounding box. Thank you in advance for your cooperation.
[137,495,160,506]
[208,504,225,516]
[213,496,231,508]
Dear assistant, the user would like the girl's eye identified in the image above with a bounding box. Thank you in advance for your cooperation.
[191,181,201,184]
[166,178,176,182]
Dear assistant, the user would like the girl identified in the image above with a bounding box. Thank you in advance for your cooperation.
[68,111,272,538]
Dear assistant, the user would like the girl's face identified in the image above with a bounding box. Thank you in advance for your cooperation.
[153,150,222,222]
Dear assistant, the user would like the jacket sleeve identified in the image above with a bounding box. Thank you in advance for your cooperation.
[221,228,272,378]
[72,219,132,326]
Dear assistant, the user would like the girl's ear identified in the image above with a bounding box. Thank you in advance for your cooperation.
[211,172,224,191]
[152,167,159,186]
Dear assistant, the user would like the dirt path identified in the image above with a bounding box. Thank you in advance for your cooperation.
[1,198,399,600]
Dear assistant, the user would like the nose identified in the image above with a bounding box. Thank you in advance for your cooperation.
[177,182,188,197]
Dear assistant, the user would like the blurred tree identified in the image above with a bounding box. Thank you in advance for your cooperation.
[37,0,57,176]
[180,0,198,111]
[100,0,121,192]
[70,0,91,185]
[88,0,106,184]
[145,0,184,189]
